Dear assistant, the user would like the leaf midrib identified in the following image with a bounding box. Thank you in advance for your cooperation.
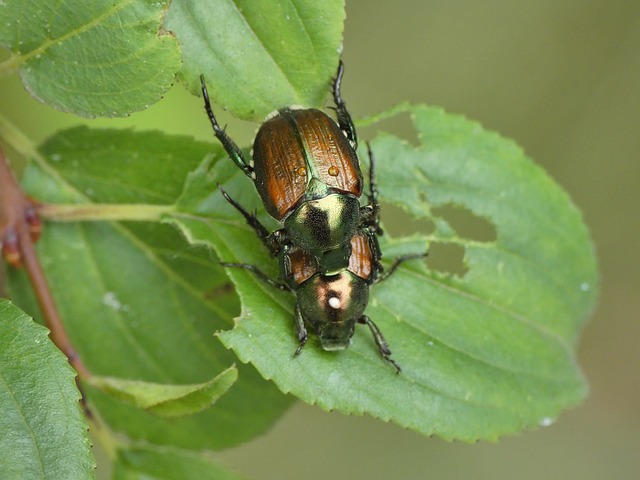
[5,0,137,71]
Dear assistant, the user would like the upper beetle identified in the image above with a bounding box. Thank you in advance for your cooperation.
[201,61,379,272]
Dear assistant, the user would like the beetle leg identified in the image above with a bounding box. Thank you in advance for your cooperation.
[375,252,428,284]
[367,143,382,233]
[220,262,290,291]
[266,229,290,258]
[332,60,358,149]
[360,143,383,235]
[358,315,401,373]
[200,75,255,178]
[218,185,284,256]
[364,229,385,283]
[293,304,309,357]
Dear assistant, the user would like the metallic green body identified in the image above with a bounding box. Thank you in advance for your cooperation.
[295,270,369,351]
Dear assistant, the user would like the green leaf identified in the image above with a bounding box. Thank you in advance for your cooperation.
[165,0,345,120]
[113,444,246,480]
[33,126,215,205]
[0,0,181,117]
[87,365,238,417]
[0,300,95,479]
[171,103,598,441]
[9,127,292,451]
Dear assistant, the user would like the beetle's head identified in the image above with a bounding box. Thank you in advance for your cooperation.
[297,271,369,351]
[285,193,360,256]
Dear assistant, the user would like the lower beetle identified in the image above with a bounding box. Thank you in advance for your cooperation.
[201,61,380,272]
[218,148,426,372]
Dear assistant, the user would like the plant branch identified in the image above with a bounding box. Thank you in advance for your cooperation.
[39,203,174,222]
[0,113,42,167]
[0,145,90,379]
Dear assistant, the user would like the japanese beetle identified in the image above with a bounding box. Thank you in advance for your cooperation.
[218,163,426,373]
[201,61,380,272]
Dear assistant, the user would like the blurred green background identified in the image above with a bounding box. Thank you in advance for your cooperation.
[1,1,638,479]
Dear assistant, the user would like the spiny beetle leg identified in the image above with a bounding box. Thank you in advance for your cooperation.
[220,262,290,291]
[358,315,401,374]
[360,142,382,236]
[293,304,309,357]
[218,185,284,256]
[200,75,254,178]
[376,252,429,284]
[332,60,358,149]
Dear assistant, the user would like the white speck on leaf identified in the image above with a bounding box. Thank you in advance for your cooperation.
[103,292,128,312]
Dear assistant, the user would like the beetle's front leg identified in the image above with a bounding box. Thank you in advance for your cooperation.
[332,60,358,149]
[201,75,254,178]
[293,304,308,357]
[358,315,401,373]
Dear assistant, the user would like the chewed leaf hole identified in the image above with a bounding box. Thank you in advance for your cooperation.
[432,204,497,242]
[426,242,467,276]
[359,114,419,147]
[380,204,435,237]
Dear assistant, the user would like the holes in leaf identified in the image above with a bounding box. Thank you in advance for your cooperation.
[380,203,435,237]
[203,283,235,300]
[376,202,494,279]
[359,114,419,147]
[426,242,467,277]
[432,204,497,242]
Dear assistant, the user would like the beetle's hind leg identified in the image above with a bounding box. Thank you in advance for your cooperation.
[358,315,401,373]
[293,304,309,357]
[201,75,254,178]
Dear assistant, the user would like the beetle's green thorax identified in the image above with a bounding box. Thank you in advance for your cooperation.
[284,192,360,263]
[297,271,369,351]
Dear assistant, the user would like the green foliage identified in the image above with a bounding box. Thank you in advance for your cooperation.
[0,0,598,477]
[0,300,95,479]
[11,127,292,451]
[112,445,246,480]
[0,0,181,117]
[165,0,345,120]
[87,366,238,417]
[0,0,343,120]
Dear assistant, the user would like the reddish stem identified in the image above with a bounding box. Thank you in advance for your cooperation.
[0,146,90,378]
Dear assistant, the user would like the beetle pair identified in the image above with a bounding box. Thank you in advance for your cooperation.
[201,62,424,372]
